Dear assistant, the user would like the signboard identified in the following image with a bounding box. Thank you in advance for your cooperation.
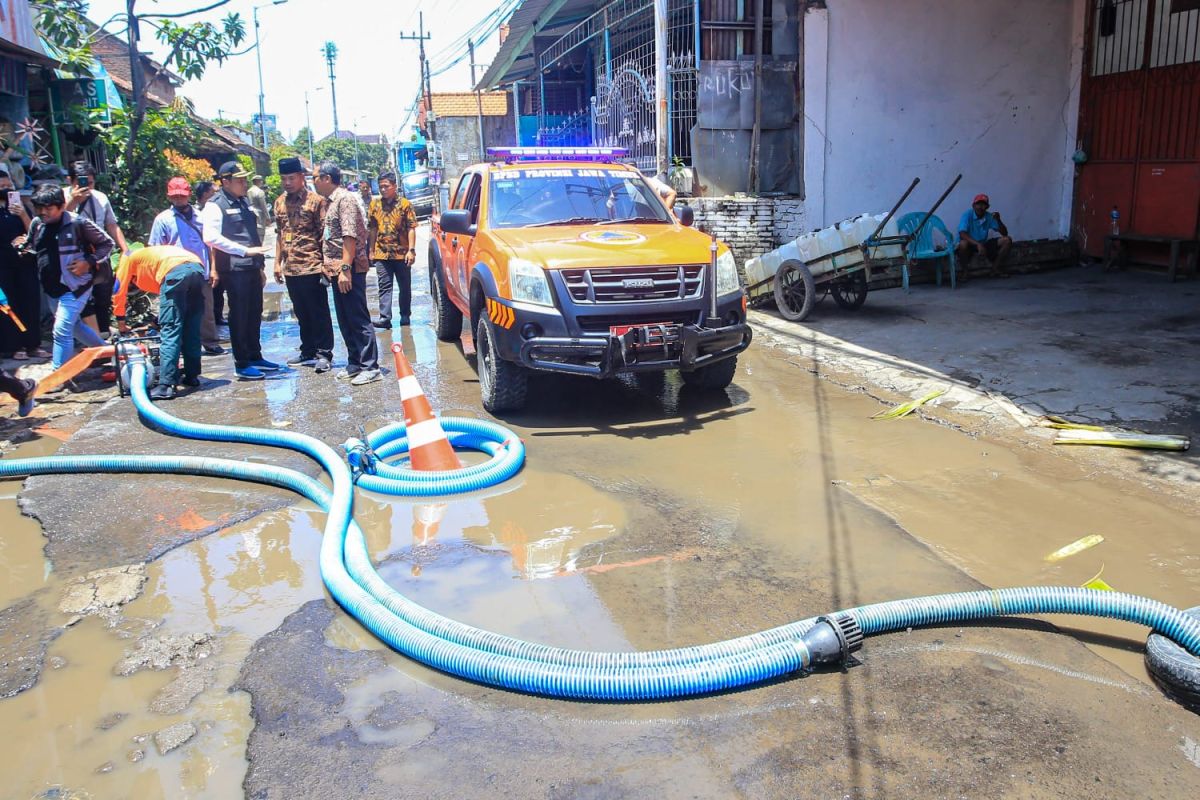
[50,78,113,124]
[251,113,277,134]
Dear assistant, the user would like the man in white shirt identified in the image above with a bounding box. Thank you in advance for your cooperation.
[66,161,129,334]
[201,161,276,380]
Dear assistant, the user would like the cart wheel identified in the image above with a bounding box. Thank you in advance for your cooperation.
[773,260,816,321]
[831,270,869,310]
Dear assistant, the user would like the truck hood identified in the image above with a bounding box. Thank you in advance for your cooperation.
[491,224,719,269]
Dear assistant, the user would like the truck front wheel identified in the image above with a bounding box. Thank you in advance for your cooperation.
[431,264,463,341]
[681,356,738,390]
[477,316,528,413]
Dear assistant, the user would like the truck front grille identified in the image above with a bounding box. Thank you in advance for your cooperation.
[561,265,704,303]
[575,310,700,334]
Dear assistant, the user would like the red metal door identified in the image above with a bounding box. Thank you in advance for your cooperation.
[1075,0,1200,257]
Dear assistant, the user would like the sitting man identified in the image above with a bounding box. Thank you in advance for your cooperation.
[956,193,1012,278]
[112,245,209,401]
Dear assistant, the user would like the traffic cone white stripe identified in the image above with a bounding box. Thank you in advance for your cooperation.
[406,418,449,451]
[397,374,424,402]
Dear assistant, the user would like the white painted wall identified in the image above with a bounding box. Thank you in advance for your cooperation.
[805,0,1087,240]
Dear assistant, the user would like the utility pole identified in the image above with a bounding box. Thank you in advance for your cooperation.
[469,40,485,158]
[653,0,668,177]
[400,13,434,142]
[324,41,340,137]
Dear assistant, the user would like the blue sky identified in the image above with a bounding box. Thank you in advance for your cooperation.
[85,0,504,143]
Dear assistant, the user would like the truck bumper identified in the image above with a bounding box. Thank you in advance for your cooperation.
[517,322,752,378]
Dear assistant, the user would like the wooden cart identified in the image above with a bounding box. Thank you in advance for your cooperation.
[747,175,961,322]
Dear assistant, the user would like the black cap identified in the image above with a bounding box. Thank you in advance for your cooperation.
[278,157,304,175]
[218,161,252,179]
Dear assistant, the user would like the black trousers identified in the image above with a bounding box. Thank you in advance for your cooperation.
[91,280,113,334]
[0,367,32,400]
[285,273,334,360]
[374,258,411,321]
[221,269,264,368]
[212,281,226,323]
[0,256,43,353]
[332,271,378,373]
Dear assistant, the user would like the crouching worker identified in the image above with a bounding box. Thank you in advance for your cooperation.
[0,285,35,416]
[113,245,207,401]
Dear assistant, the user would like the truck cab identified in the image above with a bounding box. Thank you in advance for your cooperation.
[429,147,752,413]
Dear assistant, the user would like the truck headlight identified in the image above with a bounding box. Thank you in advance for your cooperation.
[715,250,741,296]
[509,259,554,306]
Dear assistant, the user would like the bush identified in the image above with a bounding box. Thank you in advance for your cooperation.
[165,149,214,185]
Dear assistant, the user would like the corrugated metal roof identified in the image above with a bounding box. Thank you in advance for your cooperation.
[477,0,602,90]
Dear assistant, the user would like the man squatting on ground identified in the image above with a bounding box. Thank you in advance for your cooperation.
[113,245,208,401]
[274,157,335,374]
[66,160,129,335]
[956,193,1013,278]
[0,285,36,416]
[312,161,381,386]
[202,161,279,381]
[149,177,225,356]
[368,171,418,328]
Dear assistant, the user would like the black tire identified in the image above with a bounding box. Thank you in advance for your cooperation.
[476,316,528,413]
[773,261,816,321]
[831,270,868,310]
[681,356,738,390]
[1145,605,1200,709]
[430,262,463,342]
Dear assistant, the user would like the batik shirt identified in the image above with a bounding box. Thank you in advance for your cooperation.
[367,196,417,260]
[275,188,327,277]
[322,187,370,275]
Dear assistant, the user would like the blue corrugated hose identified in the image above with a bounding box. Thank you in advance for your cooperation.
[1,358,1197,701]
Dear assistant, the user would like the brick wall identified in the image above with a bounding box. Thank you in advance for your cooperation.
[689,196,807,279]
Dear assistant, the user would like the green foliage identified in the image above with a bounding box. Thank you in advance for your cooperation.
[152,15,246,82]
[311,136,391,177]
[236,154,254,175]
[30,0,93,75]
[294,127,313,150]
[100,105,200,237]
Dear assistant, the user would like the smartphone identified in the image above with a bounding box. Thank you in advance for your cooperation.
[77,176,91,189]
[6,191,19,208]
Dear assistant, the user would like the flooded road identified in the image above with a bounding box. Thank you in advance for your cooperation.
[1,228,1198,798]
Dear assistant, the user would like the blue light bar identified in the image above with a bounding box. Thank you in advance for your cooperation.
[486,146,630,162]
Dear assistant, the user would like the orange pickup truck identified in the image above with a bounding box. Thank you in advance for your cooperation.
[429,147,752,413]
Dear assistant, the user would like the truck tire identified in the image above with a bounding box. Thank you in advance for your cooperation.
[681,356,738,390]
[477,316,528,413]
[430,264,463,342]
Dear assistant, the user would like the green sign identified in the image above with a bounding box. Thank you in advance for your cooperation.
[50,79,112,124]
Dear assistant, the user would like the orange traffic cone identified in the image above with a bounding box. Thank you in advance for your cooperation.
[391,343,463,471]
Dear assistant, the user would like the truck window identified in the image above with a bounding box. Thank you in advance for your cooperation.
[462,174,483,225]
[450,173,471,209]
[488,170,670,228]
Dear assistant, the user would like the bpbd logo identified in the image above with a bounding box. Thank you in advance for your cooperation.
[580,230,646,245]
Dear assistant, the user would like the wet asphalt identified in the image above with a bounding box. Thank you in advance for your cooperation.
[2,226,1199,798]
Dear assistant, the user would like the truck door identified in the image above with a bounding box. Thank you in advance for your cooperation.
[453,172,483,295]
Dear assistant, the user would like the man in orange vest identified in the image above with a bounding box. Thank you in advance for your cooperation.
[113,245,208,401]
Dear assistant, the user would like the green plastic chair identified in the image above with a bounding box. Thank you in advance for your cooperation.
[897,212,956,292]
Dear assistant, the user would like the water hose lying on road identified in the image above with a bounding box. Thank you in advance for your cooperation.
[1,357,1198,704]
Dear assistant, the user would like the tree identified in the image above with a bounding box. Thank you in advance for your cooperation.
[312,136,391,177]
[33,1,246,189]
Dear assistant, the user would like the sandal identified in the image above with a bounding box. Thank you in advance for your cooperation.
[31,348,50,359]
[12,350,28,360]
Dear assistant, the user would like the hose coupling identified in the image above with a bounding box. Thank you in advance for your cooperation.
[343,438,377,477]
[802,613,864,667]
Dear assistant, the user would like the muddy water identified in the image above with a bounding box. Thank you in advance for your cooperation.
[2,245,1199,796]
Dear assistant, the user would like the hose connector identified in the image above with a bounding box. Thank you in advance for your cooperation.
[801,613,864,668]
[343,438,377,478]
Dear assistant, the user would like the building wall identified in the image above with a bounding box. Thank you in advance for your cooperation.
[436,113,516,183]
[690,196,806,278]
[804,0,1086,241]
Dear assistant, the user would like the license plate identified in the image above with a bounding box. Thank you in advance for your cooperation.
[610,322,677,347]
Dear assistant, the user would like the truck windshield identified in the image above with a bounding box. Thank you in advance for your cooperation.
[488,169,671,228]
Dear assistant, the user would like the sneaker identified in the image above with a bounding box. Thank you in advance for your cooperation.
[202,345,226,356]
[12,349,28,361]
[250,359,281,372]
[372,319,391,329]
[236,366,265,381]
[149,385,177,401]
[399,316,411,327]
[180,376,202,388]
[287,355,318,367]
[314,357,332,374]
[15,380,35,417]
[350,369,382,386]
[335,368,357,381]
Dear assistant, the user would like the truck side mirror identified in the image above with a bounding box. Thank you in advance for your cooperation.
[674,204,694,227]
[440,209,474,236]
